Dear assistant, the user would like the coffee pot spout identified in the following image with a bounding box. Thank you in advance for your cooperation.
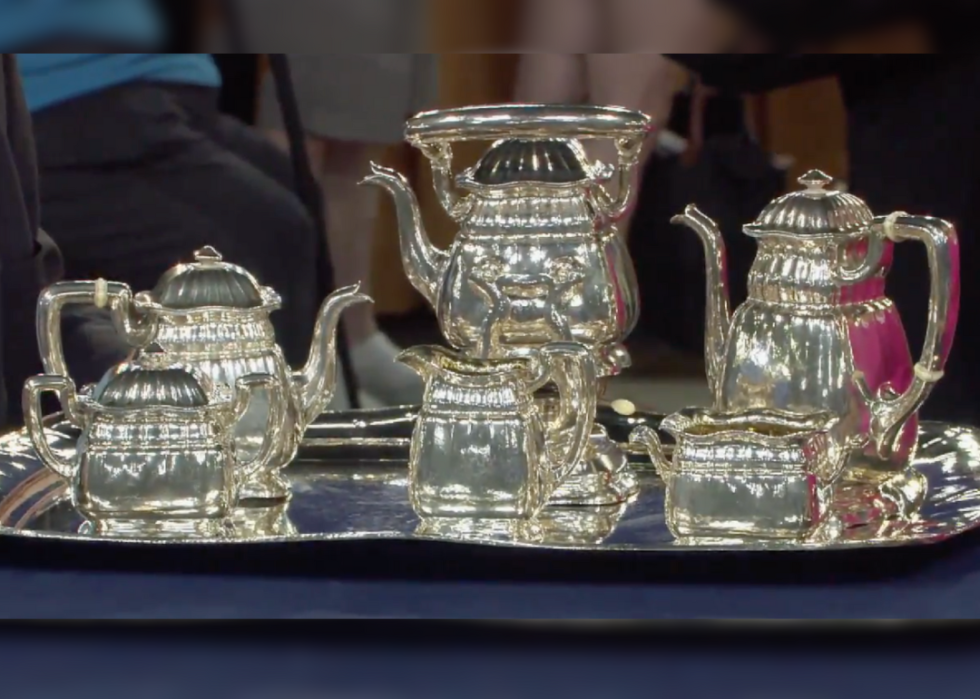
[671,205,732,402]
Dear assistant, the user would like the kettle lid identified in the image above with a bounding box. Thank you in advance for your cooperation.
[466,138,593,186]
[743,170,873,238]
[90,345,212,409]
[150,247,267,309]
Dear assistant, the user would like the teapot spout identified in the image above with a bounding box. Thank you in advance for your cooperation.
[360,162,449,308]
[296,284,373,428]
[671,205,732,403]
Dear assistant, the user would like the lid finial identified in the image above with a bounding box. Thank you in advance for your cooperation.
[193,246,223,262]
[798,170,834,193]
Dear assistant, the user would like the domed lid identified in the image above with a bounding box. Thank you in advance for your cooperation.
[744,170,874,238]
[466,138,593,186]
[150,247,266,309]
[89,345,212,409]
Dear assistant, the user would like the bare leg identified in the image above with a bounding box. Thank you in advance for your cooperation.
[513,0,596,103]
[265,129,423,406]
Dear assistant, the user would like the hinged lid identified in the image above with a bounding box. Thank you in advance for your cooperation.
[743,170,873,238]
[89,345,212,409]
[150,247,266,309]
[465,138,594,186]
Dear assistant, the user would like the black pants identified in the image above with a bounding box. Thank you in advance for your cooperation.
[31,82,320,368]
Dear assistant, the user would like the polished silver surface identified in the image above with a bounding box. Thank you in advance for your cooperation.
[631,409,850,539]
[674,170,960,483]
[21,350,284,533]
[399,342,596,518]
[36,246,371,500]
[1,419,978,552]
[363,104,652,507]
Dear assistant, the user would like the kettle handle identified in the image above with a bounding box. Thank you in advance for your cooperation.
[538,342,598,487]
[22,374,83,480]
[37,280,155,379]
[229,373,286,483]
[856,212,960,457]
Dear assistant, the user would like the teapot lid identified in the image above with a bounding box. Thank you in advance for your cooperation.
[150,247,267,309]
[89,346,213,409]
[743,170,873,238]
[466,138,593,186]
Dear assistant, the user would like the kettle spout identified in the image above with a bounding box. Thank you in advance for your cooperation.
[628,425,671,477]
[360,162,449,308]
[671,205,732,403]
[296,284,373,428]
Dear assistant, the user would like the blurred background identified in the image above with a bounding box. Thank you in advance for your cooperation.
[163,0,931,415]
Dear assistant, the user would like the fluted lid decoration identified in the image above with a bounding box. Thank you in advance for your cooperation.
[743,170,874,238]
[150,247,265,309]
[468,138,592,185]
[90,345,211,408]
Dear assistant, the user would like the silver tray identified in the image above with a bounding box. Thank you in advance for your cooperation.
[1,408,979,552]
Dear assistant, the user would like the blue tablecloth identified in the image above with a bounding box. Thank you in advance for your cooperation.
[2,529,980,618]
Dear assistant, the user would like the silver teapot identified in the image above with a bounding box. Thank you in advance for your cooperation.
[397,342,597,519]
[36,247,371,499]
[363,104,650,376]
[22,350,284,531]
[674,171,960,480]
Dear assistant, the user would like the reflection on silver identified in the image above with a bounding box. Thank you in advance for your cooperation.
[22,349,284,531]
[674,171,960,482]
[399,342,596,518]
[631,409,846,539]
[364,104,653,505]
[2,420,979,552]
[36,247,371,500]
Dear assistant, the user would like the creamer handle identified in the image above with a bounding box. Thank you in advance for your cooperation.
[857,213,959,457]
[540,342,597,486]
[22,375,82,480]
[231,373,285,482]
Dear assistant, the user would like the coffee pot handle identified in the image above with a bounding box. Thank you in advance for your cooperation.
[22,374,84,480]
[37,280,154,379]
[857,212,960,457]
[539,342,598,486]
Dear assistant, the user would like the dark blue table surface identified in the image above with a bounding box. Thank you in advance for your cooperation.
[2,526,980,618]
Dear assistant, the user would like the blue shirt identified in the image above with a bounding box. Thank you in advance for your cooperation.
[1,0,221,112]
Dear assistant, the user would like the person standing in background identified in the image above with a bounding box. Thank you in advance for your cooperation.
[0,55,127,428]
[236,0,436,408]
[2,0,324,374]
[513,0,730,238]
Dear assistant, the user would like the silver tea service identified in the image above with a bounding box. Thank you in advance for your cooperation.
[399,341,596,519]
[22,347,284,535]
[36,246,371,500]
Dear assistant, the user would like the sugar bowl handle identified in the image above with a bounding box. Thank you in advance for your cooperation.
[228,373,286,483]
[857,213,960,457]
[22,374,84,480]
[539,342,598,486]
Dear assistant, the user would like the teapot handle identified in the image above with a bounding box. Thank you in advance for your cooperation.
[22,375,83,480]
[230,373,286,482]
[37,280,155,379]
[856,213,960,457]
[538,342,597,486]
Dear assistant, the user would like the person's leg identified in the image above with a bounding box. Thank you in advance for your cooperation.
[512,0,593,103]
[33,84,321,370]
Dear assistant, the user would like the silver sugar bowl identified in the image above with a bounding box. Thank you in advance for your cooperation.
[22,349,284,532]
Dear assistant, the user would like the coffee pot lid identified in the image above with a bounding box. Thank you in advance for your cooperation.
[89,344,212,409]
[150,247,266,309]
[466,138,593,186]
[743,170,874,238]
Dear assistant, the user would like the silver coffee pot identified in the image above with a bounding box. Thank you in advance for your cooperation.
[674,170,959,480]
